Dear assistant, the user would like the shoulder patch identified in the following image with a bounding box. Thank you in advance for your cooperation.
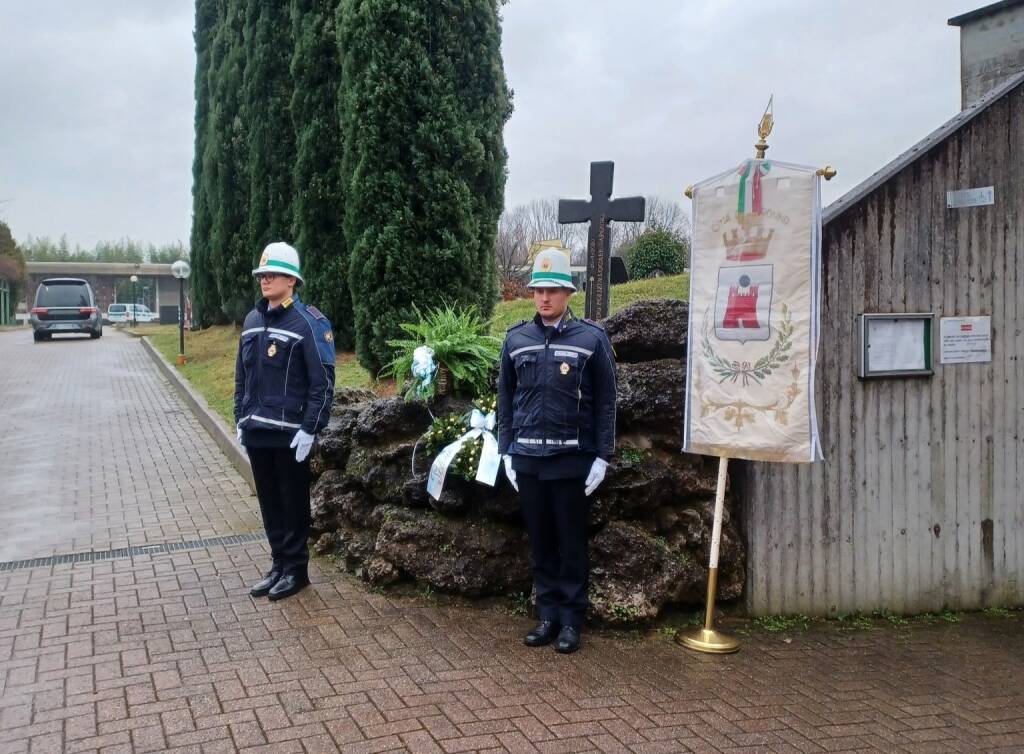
[506,319,528,332]
[582,318,606,330]
[295,302,336,365]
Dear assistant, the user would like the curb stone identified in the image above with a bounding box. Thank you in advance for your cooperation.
[137,335,255,492]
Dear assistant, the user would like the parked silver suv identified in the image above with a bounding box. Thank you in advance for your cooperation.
[30,278,103,341]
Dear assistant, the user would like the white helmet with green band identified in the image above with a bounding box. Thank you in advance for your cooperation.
[527,247,575,290]
[253,242,304,283]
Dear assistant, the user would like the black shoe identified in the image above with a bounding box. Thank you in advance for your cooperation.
[249,569,282,598]
[554,626,581,654]
[524,620,560,647]
[268,572,310,601]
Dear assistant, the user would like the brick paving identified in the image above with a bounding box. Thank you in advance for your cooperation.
[1,328,1023,754]
[0,330,257,562]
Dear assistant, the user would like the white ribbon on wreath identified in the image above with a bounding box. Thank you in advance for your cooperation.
[426,408,500,501]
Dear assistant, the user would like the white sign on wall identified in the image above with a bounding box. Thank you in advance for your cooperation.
[940,316,991,364]
[946,186,994,209]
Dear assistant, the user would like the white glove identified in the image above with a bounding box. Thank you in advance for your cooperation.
[290,429,315,463]
[503,455,518,492]
[584,458,609,497]
[236,425,243,443]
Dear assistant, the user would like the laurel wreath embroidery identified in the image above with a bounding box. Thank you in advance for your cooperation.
[701,303,794,386]
[696,304,801,430]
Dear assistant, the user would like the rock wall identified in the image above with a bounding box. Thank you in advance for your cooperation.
[310,300,745,624]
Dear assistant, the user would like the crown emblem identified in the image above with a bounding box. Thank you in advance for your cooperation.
[723,222,774,261]
[260,251,270,266]
[540,257,552,271]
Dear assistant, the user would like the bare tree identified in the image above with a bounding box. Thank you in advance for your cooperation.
[520,197,587,264]
[495,204,530,284]
[495,197,589,279]
[612,195,692,256]
[497,195,690,281]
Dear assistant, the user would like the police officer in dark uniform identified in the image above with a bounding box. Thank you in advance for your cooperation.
[234,242,335,601]
[497,247,616,654]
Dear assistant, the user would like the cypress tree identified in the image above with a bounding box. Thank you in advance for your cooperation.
[244,2,297,275]
[209,0,253,323]
[290,0,351,346]
[188,0,220,327]
[339,0,512,373]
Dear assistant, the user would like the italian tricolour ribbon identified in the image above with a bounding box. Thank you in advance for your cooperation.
[737,159,771,215]
[426,409,501,500]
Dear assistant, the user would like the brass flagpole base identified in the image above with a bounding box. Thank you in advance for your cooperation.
[676,627,740,654]
[676,561,740,654]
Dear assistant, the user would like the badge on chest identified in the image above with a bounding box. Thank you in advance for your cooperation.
[267,342,277,358]
[553,349,577,376]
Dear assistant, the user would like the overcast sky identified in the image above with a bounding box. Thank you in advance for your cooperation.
[0,0,981,249]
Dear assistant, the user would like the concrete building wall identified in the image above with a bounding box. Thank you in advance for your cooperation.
[956,1,1024,108]
[737,82,1024,616]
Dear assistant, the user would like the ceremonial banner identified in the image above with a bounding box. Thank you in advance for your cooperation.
[683,159,823,463]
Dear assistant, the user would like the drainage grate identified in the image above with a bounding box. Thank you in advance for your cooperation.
[0,532,265,572]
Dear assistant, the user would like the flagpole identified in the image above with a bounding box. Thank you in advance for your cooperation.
[677,455,740,653]
[677,101,835,654]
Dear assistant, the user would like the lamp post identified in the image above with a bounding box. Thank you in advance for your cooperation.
[129,275,139,327]
[170,260,191,365]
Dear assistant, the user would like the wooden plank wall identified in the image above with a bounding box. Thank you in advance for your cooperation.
[739,84,1023,616]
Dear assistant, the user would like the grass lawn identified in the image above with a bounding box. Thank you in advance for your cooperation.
[488,273,687,333]
[146,325,380,426]
[144,274,686,427]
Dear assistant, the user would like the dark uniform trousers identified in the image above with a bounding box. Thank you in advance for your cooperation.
[514,453,592,629]
[247,447,311,576]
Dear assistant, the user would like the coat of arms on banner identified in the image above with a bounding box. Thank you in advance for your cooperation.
[683,158,823,464]
[714,265,773,342]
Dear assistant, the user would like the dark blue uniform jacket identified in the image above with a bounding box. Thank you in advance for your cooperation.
[497,311,616,461]
[234,294,335,439]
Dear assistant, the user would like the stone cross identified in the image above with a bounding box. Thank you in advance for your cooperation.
[558,161,645,320]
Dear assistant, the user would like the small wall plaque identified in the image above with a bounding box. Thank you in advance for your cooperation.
[946,186,994,209]
[857,313,934,378]
[940,316,991,364]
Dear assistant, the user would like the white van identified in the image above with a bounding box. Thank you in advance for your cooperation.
[106,303,158,324]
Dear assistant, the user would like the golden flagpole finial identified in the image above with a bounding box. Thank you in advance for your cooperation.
[754,96,773,159]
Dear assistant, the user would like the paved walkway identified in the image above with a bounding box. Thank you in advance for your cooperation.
[1,328,1023,754]
[0,329,257,562]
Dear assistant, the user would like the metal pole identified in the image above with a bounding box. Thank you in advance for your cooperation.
[177,278,186,365]
[677,456,739,653]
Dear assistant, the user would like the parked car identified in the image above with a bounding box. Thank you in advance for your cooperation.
[105,303,128,324]
[106,303,158,324]
[30,278,103,341]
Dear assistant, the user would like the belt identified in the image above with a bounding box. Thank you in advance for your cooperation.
[517,436,579,447]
